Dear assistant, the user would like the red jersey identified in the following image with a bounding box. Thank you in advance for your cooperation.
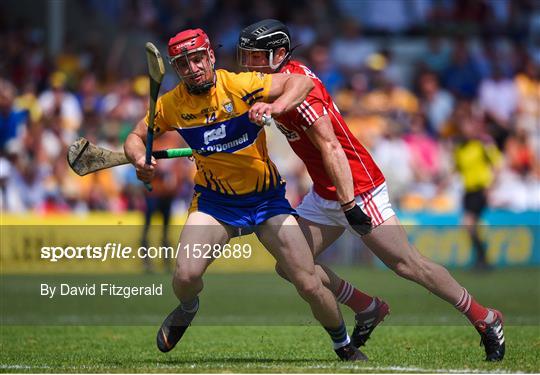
[275,60,385,201]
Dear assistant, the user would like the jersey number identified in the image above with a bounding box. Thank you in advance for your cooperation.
[205,112,217,124]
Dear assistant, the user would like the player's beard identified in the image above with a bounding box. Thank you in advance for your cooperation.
[182,66,215,95]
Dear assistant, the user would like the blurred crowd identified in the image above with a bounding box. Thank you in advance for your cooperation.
[1,0,539,215]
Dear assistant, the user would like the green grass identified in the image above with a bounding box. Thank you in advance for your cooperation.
[1,326,539,373]
[1,267,539,373]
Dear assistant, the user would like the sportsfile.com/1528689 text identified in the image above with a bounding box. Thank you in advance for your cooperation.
[40,243,253,262]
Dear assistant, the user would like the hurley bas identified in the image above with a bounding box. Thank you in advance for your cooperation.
[41,283,163,299]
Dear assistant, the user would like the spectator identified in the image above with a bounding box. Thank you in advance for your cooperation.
[330,18,377,74]
[0,79,28,152]
[404,114,445,185]
[514,58,540,163]
[504,129,534,176]
[442,39,482,99]
[452,0,493,26]
[4,150,49,212]
[76,72,105,132]
[401,115,454,212]
[489,168,532,212]
[418,71,455,135]
[471,37,514,80]
[334,72,369,116]
[421,35,451,76]
[361,65,419,131]
[478,64,518,150]
[289,12,317,52]
[309,44,346,95]
[38,71,83,144]
[0,0,537,218]
[103,78,146,124]
[372,121,414,208]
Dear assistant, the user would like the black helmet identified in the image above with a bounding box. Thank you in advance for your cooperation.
[238,19,291,71]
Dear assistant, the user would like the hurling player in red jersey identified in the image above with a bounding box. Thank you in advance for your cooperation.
[237,19,505,361]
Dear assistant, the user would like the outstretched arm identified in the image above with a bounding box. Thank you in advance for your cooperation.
[249,73,314,125]
[305,115,372,236]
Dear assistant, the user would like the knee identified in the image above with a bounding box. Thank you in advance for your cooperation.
[393,258,416,280]
[393,252,433,282]
[391,250,422,280]
[294,276,322,301]
[275,263,291,282]
[173,268,202,289]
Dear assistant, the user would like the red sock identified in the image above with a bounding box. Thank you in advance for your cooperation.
[455,288,489,324]
[335,280,374,313]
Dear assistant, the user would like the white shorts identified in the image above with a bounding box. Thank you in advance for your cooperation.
[296,183,395,235]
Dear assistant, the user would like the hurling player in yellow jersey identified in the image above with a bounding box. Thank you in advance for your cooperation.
[124,28,365,361]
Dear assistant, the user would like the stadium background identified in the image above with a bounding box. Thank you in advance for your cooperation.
[1,0,539,271]
[1,0,540,373]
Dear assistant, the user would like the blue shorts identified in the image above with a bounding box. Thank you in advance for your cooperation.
[189,183,296,228]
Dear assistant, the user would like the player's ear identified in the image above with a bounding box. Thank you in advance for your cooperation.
[274,47,287,64]
[209,49,216,66]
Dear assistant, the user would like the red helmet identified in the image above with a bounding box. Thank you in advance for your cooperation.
[168,28,215,94]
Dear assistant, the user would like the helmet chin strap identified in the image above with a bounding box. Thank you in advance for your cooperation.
[186,80,214,95]
[179,53,217,95]
[270,45,299,72]
[270,52,291,73]
[185,66,216,95]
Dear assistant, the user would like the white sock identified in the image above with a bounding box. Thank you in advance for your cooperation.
[333,335,351,350]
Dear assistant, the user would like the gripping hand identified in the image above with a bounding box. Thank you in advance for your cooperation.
[344,204,372,236]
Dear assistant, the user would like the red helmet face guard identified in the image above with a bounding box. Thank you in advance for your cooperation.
[168,29,216,94]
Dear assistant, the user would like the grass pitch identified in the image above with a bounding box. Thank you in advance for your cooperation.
[1,267,539,373]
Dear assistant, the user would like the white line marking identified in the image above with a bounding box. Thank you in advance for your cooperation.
[0,362,525,374]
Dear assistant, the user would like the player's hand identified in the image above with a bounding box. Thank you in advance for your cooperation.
[344,204,372,236]
[249,102,272,125]
[134,155,156,183]
[249,102,285,126]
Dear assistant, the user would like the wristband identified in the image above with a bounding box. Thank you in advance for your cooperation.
[340,199,355,208]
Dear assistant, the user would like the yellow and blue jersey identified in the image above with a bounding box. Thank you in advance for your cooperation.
[147,69,295,227]
[150,69,283,196]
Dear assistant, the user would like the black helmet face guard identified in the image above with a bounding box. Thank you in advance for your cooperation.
[237,47,278,70]
[169,48,215,94]
[237,31,290,71]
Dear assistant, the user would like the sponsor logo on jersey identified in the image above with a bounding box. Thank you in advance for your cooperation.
[181,113,197,120]
[203,124,227,145]
[177,112,262,156]
[201,133,249,153]
[201,106,218,114]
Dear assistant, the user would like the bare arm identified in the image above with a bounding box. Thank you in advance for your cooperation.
[249,73,314,125]
[124,119,149,163]
[305,114,373,235]
[124,118,164,183]
[305,115,355,207]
